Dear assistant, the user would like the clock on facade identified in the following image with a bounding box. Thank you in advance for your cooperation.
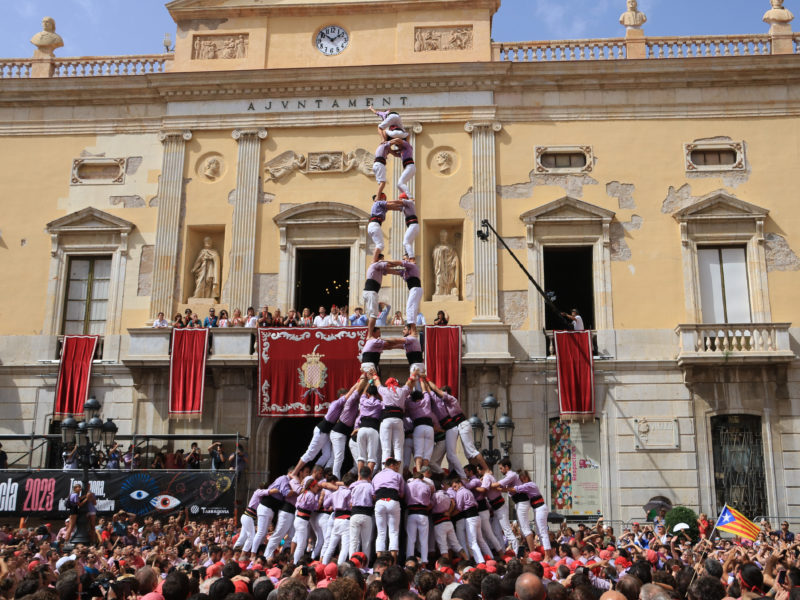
[315,25,349,55]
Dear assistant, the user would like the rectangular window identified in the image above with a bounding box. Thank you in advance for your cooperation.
[698,247,751,323]
[543,246,594,330]
[62,256,112,335]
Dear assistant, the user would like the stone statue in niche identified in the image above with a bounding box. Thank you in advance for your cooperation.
[432,230,460,300]
[414,26,474,52]
[203,157,222,181]
[191,237,221,300]
[435,151,454,174]
[192,34,249,60]
[619,0,647,29]
[264,151,307,181]
[30,16,64,57]
[764,0,794,24]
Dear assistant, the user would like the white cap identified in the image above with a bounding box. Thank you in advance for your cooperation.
[56,554,77,571]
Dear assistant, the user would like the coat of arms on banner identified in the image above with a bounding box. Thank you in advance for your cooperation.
[298,345,327,402]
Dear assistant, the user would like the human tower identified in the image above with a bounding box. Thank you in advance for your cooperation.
[234,109,553,569]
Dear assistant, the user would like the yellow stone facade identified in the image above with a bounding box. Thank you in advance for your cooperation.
[1,0,799,521]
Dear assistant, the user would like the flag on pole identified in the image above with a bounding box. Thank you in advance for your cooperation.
[715,505,760,540]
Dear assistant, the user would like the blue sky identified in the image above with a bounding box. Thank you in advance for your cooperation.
[0,0,782,59]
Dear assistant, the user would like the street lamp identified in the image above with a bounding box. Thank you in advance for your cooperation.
[470,395,515,468]
[62,396,117,546]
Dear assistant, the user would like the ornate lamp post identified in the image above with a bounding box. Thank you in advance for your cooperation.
[59,396,117,546]
[469,393,515,468]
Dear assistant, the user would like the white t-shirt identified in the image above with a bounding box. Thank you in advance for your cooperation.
[152,319,169,328]
[313,315,331,327]
[572,315,584,331]
[245,316,258,327]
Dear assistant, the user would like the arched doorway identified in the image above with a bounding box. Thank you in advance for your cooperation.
[268,417,321,477]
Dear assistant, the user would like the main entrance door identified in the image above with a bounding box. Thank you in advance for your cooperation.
[294,248,350,314]
[710,414,767,518]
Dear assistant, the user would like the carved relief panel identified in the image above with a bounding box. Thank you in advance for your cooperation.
[192,34,249,60]
[414,26,474,52]
[71,158,126,185]
[264,149,375,181]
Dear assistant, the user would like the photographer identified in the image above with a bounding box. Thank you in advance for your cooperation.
[185,443,201,470]
[207,443,226,472]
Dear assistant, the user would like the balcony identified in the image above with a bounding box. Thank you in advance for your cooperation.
[674,323,794,366]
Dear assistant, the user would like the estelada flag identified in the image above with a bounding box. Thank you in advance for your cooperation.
[715,504,761,540]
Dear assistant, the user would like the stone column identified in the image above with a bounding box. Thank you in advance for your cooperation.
[465,121,502,323]
[228,129,268,312]
[389,123,422,313]
[150,130,192,319]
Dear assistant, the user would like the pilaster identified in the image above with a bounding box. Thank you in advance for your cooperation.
[229,128,268,312]
[389,123,422,313]
[465,121,502,323]
[150,130,192,319]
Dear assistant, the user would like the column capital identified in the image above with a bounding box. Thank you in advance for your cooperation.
[159,130,192,143]
[232,128,268,141]
[464,121,502,134]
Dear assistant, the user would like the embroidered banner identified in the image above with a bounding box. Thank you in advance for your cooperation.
[424,326,462,399]
[169,328,209,418]
[54,335,99,417]
[258,327,368,417]
[554,330,595,419]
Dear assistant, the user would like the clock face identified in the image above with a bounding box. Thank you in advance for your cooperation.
[315,25,349,56]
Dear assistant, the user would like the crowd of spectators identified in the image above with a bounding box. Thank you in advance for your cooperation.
[60,443,247,473]
[1,512,799,600]
[153,305,445,330]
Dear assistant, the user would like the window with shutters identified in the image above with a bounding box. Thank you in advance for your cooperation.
[697,247,751,324]
[684,141,745,172]
[62,256,112,335]
[534,146,593,174]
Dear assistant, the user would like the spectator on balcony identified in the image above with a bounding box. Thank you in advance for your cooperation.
[780,521,795,542]
[152,312,170,328]
[231,308,246,327]
[106,443,121,469]
[391,310,404,326]
[349,306,367,326]
[62,444,78,470]
[228,444,248,482]
[203,308,219,328]
[330,306,348,327]
[217,310,230,327]
[284,308,300,327]
[257,306,273,327]
[172,313,186,328]
[244,307,258,328]
[208,442,226,471]
[273,308,284,325]
[376,301,391,327]
[299,308,314,326]
[0,443,7,470]
[433,310,449,325]
[151,450,166,470]
[186,442,201,469]
[122,445,141,469]
[561,308,584,331]
[314,306,331,327]
[186,313,203,328]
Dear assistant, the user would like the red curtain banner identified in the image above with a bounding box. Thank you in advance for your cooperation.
[258,328,367,417]
[424,326,462,399]
[54,335,99,417]
[554,330,595,419]
[169,328,209,418]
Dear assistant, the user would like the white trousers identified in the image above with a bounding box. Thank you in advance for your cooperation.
[406,286,422,324]
[311,511,328,559]
[397,164,416,197]
[479,508,503,553]
[251,504,275,553]
[379,113,404,133]
[319,510,335,559]
[265,509,294,557]
[413,424,434,460]
[292,516,310,563]
[406,513,429,561]
[403,436,414,469]
[349,436,360,473]
[434,520,462,554]
[330,431,349,479]
[493,501,519,552]
[367,221,385,252]
[457,420,480,459]
[379,417,404,466]
[236,513,255,551]
[349,513,373,559]
[458,516,486,563]
[300,426,331,465]
[374,499,401,552]
[373,160,387,184]
[322,517,350,564]
[534,504,551,550]
[357,427,380,464]
[403,223,419,258]
[515,499,533,537]
[444,427,465,477]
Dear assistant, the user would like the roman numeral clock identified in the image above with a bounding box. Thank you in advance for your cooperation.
[315,25,349,55]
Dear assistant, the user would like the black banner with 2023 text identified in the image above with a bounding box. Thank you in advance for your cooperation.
[0,470,235,518]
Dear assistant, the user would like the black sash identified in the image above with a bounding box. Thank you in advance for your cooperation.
[511,492,529,504]
[405,215,418,226]
[440,415,457,430]
[381,406,404,419]
[406,277,421,290]
[407,504,429,515]
[403,158,415,167]
[360,416,380,430]
[461,506,479,519]
[434,430,446,443]
[334,510,351,519]
[490,496,505,510]
[352,505,374,516]
[375,488,401,501]
[477,499,489,512]
[406,351,423,364]
[279,501,296,514]
[531,495,545,508]
[317,420,334,434]
[364,278,381,292]
[369,215,384,224]
[296,509,312,521]
[374,156,387,165]
[244,507,257,519]
[361,351,381,365]
[432,512,450,525]
[413,417,434,428]
[451,413,466,426]
[332,422,354,436]
[260,495,282,511]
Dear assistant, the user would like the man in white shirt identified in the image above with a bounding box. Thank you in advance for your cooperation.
[313,306,332,327]
[561,308,584,331]
[152,312,169,328]
[375,302,391,327]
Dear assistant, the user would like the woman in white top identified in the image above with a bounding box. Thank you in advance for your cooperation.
[231,308,246,327]
[245,307,259,328]
[217,310,230,328]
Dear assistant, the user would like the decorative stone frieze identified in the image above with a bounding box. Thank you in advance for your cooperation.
[414,26,473,52]
[192,34,249,60]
